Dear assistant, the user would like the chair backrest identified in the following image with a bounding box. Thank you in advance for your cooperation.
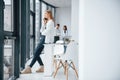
[63,41,77,60]
[53,40,64,55]
[56,40,64,44]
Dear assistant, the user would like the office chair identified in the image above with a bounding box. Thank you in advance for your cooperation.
[53,40,78,80]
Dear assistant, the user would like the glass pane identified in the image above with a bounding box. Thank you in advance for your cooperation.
[4,39,14,80]
[52,8,55,18]
[30,15,33,35]
[30,38,34,57]
[30,0,34,11]
[47,6,52,11]
[4,0,13,31]
[42,2,47,26]
[35,0,40,46]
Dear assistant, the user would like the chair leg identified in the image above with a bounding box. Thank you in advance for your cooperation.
[53,59,57,71]
[64,61,67,75]
[66,63,68,80]
[53,60,61,78]
[61,61,65,67]
[53,59,55,67]
[71,61,79,78]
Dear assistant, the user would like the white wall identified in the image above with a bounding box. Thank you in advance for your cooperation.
[71,0,79,42]
[79,0,120,80]
[70,0,79,72]
[56,7,71,35]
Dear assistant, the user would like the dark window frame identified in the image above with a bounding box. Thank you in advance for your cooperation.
[1,0,20,79]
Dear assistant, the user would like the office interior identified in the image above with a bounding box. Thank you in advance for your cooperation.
[0,0,120,80]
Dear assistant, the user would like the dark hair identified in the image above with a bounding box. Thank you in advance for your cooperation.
[63,25,67,30]
[57,24,60,26]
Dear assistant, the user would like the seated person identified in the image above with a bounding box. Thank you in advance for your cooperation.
[62,25,68,38]
[54,24,61,43]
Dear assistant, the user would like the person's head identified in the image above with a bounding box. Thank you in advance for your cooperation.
[56,24,60,29]
[43,18,48,24]
[63,25,67,31]
[44,10,53,20]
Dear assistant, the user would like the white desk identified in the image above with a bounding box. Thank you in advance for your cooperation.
[43,43,54,77]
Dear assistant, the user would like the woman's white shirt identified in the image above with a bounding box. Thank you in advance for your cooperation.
[62,30,68,37]
[40,20,54,43]
[40,24,46,33]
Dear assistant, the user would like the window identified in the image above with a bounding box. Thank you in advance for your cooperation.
[30,38,34,57]
[3,0,20,79]
[29,0,36,58]
[35,0,40,46]
[47,5,52,10]
[30,14,34,57]
[52,7,55,18]
[29,3,34,59]
[30,15,33,35]
[3,0,15,79]
[30,0,34,11]
[41,2,47,26]
[4,0,13,31]
[4,39,14,80]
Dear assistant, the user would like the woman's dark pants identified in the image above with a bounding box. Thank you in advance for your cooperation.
[29,35,45,67]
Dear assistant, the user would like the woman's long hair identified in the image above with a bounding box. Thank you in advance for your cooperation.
[46,10,53,20]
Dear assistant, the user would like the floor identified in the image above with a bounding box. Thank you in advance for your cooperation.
[17,55,78,80]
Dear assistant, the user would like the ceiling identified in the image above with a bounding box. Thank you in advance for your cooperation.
[43,0,71,8]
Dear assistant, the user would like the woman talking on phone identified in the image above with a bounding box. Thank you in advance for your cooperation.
[21,10,55,74]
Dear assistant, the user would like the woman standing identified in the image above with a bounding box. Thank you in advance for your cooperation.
[21,10,54,74]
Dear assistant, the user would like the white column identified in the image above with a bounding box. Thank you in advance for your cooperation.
[79,0,120,80]
[43,44,54,76]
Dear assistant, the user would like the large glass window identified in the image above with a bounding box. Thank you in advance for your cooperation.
[52,7,55,18]
[30,14,34,57]
[35,0,40,46]
[30,0,34,11]
[4,0,13,31]
[29,0,35,58]
[41,2,47,26]
[4,39,14,80]
[47,5,52,11]
[3,0,15,80]
[30,15,33,35]
[30,38,34,57]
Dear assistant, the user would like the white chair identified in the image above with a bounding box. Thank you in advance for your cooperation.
[53,40,65,73]
[53,40,78,80]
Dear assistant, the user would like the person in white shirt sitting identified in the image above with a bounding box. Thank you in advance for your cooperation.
[54,24,61,43]
[62,25,68,38]
[55,24,61,36]
[62,25,69,53]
